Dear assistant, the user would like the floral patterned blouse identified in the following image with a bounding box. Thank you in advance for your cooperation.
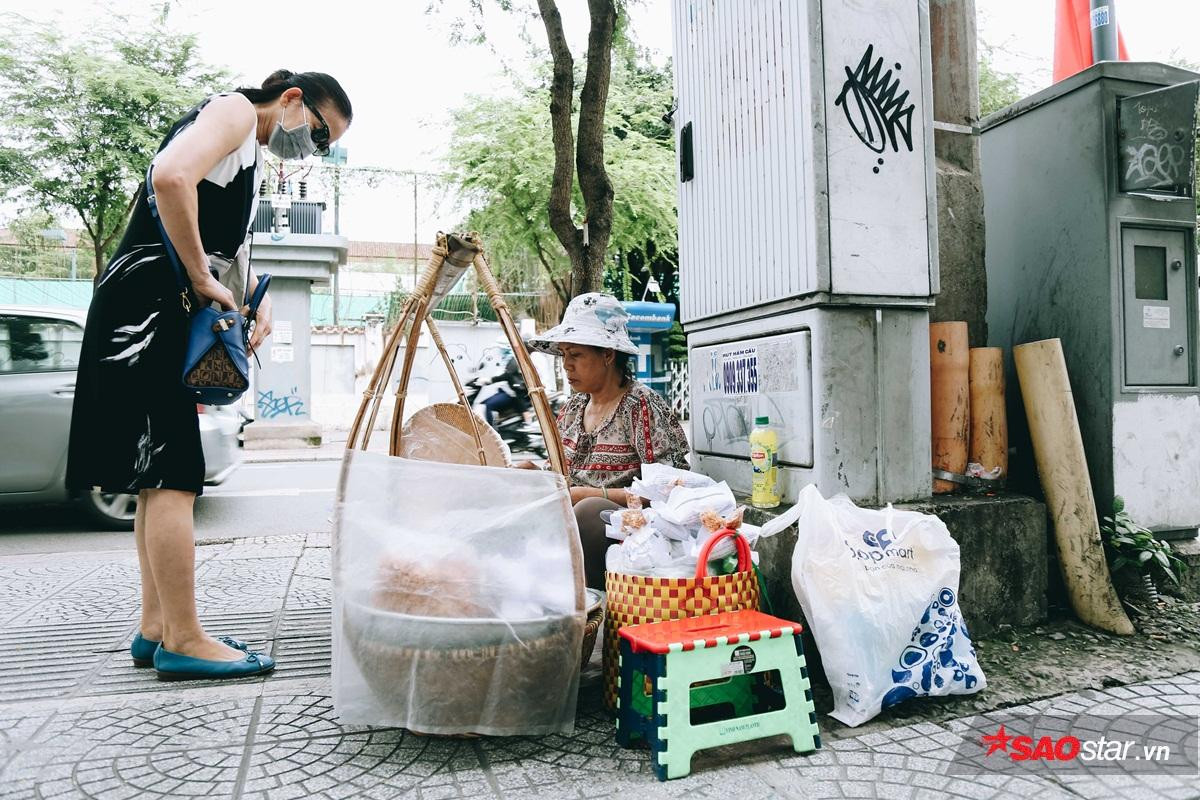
[556,381,690,489]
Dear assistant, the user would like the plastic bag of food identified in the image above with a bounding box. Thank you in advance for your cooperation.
[332,450,585,736]
[604,506,660,542]
[789,485,986,727]
[630,463,717,504]
[653,481,738,532]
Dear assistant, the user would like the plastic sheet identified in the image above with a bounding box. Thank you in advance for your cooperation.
[333,449,585,735]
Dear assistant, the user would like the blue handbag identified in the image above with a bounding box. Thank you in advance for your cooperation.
[145,164,270,406]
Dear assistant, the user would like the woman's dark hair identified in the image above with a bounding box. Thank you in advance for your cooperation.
[235,69,353,123]
[612,350,635,387]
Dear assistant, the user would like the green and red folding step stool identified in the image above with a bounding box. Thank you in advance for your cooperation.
[615,608,821,780]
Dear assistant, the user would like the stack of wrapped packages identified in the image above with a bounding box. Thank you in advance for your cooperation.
[600,464,804,708]
[604,464,777,577]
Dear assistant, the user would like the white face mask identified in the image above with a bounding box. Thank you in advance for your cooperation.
[267,103,316,160]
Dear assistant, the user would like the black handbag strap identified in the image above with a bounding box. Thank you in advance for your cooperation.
[145,163,264,317]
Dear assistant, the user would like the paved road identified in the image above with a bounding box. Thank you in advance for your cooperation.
[0,460,341,556]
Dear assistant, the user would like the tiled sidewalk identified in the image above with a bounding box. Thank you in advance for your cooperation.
[1,535,1197,799]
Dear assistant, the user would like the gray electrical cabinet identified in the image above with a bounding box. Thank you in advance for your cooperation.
[672,0,938,505]
[982,62,1200,539]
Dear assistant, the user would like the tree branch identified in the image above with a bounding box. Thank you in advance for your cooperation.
[72,203,99,243]
[536,0,583,273]
[575,0,617,292]
[100,191,138,250]
[531,231,569,303]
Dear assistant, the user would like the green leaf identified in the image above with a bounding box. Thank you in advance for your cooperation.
[437,45,678,300]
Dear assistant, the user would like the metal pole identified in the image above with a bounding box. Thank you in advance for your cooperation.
[1090,0,1119,64]
[332,268,339,328]
[331,162,341,328]
[333,166,341,235]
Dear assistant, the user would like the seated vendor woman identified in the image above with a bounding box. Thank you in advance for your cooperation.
[524,293,689,589]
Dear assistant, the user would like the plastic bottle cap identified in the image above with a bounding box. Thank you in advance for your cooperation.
[755,416,770,426]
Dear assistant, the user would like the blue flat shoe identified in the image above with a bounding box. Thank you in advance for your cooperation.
[153,647,275,681]
[131,633,159,667]
[131,634,250,667]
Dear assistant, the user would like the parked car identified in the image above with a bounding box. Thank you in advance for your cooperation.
[0,306,243,530]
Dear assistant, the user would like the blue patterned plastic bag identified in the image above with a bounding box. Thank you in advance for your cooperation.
[789,485,986,726]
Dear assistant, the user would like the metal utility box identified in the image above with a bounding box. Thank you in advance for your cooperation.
[982,62,1200,538]
[673,0,938,504]
[673,0,938,326]
[689,308,930,503]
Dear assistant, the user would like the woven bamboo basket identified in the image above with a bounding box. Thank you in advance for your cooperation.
[340,233,588,723]
[581,588,604,669]
[398,402,511,467]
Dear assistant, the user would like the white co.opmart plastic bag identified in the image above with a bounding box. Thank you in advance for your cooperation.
[789,485,986,727]
[332,449,586,736]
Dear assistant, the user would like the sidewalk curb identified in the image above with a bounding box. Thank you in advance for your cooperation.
[243,453,346,464]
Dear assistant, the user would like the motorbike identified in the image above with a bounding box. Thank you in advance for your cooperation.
[463,374,566,459]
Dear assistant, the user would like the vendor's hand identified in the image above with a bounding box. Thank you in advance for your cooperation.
[569,486,591,504]
[514,460,539,470]
[190,272,236,311]
[247,295,273,354]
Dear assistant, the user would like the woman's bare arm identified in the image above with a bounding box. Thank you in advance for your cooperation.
[151,93,256,310]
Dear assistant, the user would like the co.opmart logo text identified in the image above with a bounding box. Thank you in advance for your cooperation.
[844,529,914,562]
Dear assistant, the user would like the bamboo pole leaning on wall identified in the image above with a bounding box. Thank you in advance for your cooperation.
[930,322,970,493]
[968,347,1008,481]
[1014,338,1134,636]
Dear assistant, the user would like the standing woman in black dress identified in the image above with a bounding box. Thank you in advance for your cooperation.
[67,71,351,680]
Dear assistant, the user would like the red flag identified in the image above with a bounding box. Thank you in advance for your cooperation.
[1053,0,1130,83]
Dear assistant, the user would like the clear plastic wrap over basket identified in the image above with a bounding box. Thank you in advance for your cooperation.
[333,449,586,736]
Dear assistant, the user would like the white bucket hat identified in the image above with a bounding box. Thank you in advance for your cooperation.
[528,293,639,356]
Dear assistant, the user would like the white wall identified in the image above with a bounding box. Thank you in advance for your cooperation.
[310,319,558,431]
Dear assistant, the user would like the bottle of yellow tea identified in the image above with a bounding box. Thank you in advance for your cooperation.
[749,416,780,509]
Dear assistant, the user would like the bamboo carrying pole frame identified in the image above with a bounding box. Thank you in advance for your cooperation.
[345,231,569,477]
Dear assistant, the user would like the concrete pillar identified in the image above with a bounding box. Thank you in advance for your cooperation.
[930,0,988,348]
[246,233,347,448]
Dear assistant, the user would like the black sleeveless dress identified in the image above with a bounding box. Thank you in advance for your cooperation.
[67,96,260,496]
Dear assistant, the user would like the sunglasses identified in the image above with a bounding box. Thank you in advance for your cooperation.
[302,98,331,157]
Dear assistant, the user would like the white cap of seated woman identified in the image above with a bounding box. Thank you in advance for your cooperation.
[528,293,639,356]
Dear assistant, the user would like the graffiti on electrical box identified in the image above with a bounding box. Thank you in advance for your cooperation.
[835,44,916,173]
[1123,142,1189,189]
